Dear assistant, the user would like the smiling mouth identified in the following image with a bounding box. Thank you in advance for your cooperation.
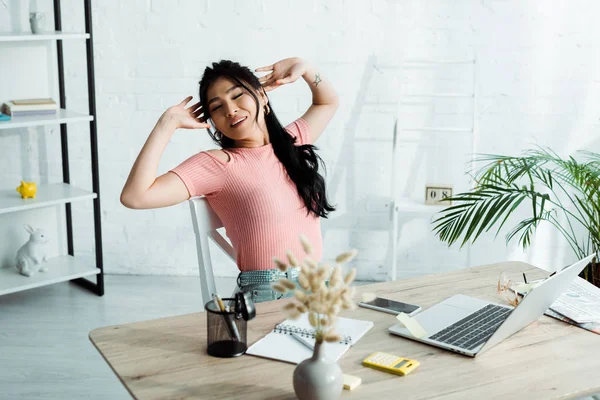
[230,117,247,128]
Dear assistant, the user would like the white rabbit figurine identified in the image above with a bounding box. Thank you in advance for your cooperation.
[15,224,49,277]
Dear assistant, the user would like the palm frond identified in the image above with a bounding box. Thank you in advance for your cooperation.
[432,148,600,286]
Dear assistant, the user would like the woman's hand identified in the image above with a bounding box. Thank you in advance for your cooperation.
[256,57,308,92]
[161,96,211,130]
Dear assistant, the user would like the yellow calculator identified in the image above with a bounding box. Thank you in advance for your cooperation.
[362,352,420,376]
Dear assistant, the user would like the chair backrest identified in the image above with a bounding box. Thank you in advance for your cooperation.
[188,197,236,306]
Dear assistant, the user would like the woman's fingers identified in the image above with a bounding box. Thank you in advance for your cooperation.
[179,95,193,105]
[258,73,273,83]
[260,77,277,88]
[255,64,274,72]
[276,74,296,85]
[190,119,211,129]
[262,75,294,91]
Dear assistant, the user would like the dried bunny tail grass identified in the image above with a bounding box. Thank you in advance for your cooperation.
[317,302,329,315]
[284,307,301,320]
[341,300,357,310]
[308,312,319,328]
[348,286,357,298]
[360,292,377,303]
[296,303,308,314]
[329,265,342,287]
[295,290,307,303]
[316,266,329,280]
[298,273,310,290]
[282,302,297,312]
[344,267,357,285]
[303,257,318,270]
[340,286,356,304]
[324,332,342,343]
[318,280,329,294]
[325,290,334,303]
[308,293,320,308]
[279,278,297,291]
[270,282,287,293]
[286,250,299,267]
[329,304,341,316]
[320,316,331,327]
[318,262,332,273]
[299,234,313,255]
[309,275,323,293]
[272,257,288,272]
[327,314,337,328]
[335,249,358,264]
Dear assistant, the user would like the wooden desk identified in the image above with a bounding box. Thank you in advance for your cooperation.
[89,262,600,399]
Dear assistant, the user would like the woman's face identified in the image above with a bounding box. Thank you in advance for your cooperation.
[205,76,266,141]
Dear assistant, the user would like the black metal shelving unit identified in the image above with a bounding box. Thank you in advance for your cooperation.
[54,0,104,296]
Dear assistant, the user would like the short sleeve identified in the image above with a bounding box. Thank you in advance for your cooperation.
[170,151,227,197]
[284,118,311,145]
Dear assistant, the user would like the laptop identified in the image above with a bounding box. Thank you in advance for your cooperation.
[388,254,596,357]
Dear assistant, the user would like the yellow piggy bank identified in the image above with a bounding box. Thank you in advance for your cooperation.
[16,181,37,199]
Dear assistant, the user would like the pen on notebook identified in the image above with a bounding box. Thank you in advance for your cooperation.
[291,332,314,351]
[213,293,241,342]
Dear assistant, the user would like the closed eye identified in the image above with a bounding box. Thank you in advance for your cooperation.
[210,92,243,113]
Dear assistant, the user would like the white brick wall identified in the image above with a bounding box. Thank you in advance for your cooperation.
[1,0,599,279]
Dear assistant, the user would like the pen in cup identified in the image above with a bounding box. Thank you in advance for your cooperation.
[213,294,241,342]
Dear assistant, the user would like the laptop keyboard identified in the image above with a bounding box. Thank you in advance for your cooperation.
[429,304,512,351]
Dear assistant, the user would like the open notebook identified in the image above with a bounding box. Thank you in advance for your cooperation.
[246,314,373,364]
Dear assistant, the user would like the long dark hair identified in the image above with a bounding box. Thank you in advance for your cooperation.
[199,60,335,218]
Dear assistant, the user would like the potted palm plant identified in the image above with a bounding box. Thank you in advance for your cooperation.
[432,148,599,286]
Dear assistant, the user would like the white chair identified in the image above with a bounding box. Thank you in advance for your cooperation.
[188,197,236,306]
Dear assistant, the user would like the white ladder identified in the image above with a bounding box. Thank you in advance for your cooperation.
[322,55,477,281]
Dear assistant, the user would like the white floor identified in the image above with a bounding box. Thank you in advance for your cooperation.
[1,275,597,400]
[1,275,238,400]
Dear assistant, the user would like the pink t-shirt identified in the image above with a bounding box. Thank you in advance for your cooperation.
[170,118,322,272]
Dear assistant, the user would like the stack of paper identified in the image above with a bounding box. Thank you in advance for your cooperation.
[549,277,600,323]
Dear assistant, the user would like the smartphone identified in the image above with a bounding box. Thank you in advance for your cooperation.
[358,297,421,316]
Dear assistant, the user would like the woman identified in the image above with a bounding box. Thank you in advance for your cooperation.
[121,57,338,302]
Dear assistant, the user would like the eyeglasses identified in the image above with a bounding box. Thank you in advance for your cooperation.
[497,271,521,307]
[497,271,550,307]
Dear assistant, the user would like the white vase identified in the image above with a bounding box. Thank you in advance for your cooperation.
[29,12,45,34]
[293,341,343,400]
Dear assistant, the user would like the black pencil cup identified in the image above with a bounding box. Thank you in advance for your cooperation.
[205,298,247,357]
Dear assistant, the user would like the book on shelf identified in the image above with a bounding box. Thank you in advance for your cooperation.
[1,98,58,116]
[12,98,56,106]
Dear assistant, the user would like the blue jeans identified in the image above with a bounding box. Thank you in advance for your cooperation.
[237,268,300,303]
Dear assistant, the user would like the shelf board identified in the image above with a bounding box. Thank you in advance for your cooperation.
[323,199,446,231]
[0,183,96,215]
[0,255,100,296]
[0,31,89,42]
[0,109,93,130]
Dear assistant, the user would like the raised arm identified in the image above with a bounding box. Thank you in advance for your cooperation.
[257,58,339,143]
[120,97,210,209]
